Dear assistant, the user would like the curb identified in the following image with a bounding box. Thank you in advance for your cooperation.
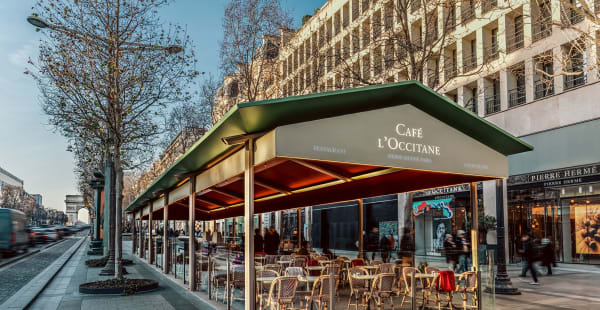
[0,239,65,269]
[0,237,87,310]
[130,254,220,310]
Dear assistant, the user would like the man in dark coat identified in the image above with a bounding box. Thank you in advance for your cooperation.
[522,234,539,284]
[254,228,264,253]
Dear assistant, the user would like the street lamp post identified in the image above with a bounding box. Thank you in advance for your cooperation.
[28,13,184,279]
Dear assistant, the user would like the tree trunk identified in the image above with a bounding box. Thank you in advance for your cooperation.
[100,156,116,275]
[114,156,123,279]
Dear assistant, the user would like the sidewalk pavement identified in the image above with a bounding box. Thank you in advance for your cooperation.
[495,263,600,309]
[29,240,214,310]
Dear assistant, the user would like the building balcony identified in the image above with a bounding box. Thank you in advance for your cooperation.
[563,8,584,25]
[461,6,476,23]
[484,44,499,62]
[427,73,439,88]
[444,62,457,80]
[464,97,478,114]
[508,86,526,108]
[506,30,524,53]
[482,0,498,13]
[463,54,477,72]
[534,79,554,99]
[532,24,552,43]
[485,94,500,115]
[564,73,586,90]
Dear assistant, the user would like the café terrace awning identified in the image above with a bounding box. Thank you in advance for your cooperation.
[126,81,533,220]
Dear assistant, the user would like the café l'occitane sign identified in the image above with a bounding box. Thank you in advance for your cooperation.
[378,123,441,157]
[275,104,507,178]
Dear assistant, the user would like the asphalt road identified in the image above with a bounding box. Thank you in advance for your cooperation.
[0,234,84,304]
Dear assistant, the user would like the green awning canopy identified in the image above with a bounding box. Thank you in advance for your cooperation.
[126,81,533,213]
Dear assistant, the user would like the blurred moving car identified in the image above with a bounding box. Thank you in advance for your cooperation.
[0,208,30,255]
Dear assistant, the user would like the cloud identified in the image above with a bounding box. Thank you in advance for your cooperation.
[8,41,37,67]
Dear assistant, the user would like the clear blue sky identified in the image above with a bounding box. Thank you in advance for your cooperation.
[0,0,325,214]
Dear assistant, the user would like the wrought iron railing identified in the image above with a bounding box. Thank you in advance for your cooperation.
[482,0,498,13]
[534,79,554,99]
[464,97,478,114]
[506,29,524,53]
[461,5,476,23]
[444,62,457,80]
[508,86,526,107]
[463,54,477,72]
[484,43,499,62]
[532,21,552,42]
[485,94,501,115]
[564,73,586,90]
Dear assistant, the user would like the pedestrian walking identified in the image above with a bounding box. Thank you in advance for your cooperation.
[522,234,539,285]
[380,232,392,263]
[541,238,555,275]
[254,228,264,253]
[444,234,458,271]
[367,227,380,261]
[456,230,471,273]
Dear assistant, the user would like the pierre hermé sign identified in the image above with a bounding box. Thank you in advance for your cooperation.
[274,104,508,178]
[508,164,600,189]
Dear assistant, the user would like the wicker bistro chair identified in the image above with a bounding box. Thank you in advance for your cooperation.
[210,259,228,303]
[347,267,370,310]
[261,276,299,310]
[399,267,424,308]
[293,256,308,267]
[305,275,338,310]
[422,271,456,310]
[456,272,478,309]
[365,273,396,310]
[370,260,384,267]
[256,270,280,306]
[265,264,283,275]
[321,264,342,296]
[424,266,442,287]
[377,263,395,274]
[265,255,278,265]
[285,267,308,292]
[230,265,245,303]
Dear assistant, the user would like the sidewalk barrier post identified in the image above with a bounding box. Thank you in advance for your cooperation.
[411,270,416,310]
[329,263,335,310]
[227,249,231,310]
[208,254,213,300]
[477,270,482,310]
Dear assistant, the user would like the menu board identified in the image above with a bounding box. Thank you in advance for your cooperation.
[575,204,600,255]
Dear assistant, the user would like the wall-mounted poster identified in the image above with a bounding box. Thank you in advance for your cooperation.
[378,221,398,250]
[575,204,600,255]
[412,198,453,218]
[432,218,451,252]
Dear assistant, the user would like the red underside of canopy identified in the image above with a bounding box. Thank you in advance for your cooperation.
[141,157,497,221]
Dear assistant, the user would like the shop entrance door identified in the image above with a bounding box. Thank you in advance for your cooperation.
[508,189,561,263]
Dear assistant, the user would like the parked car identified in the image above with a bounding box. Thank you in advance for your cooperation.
[0,208,30,255]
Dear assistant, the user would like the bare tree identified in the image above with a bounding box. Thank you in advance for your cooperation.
[216,0,292,121]
[29,0,197,280]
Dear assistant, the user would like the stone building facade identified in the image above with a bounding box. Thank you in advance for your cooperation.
[214,0,600,264]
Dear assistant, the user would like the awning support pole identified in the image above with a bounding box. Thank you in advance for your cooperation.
[149,202,154,264]
[163,203,169,273]
[138,211,143,257]
[358,199,364,259]
[244,138,256,310]
[470,182,479,270]
[189,177,196,290]
[297,208,302,249]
